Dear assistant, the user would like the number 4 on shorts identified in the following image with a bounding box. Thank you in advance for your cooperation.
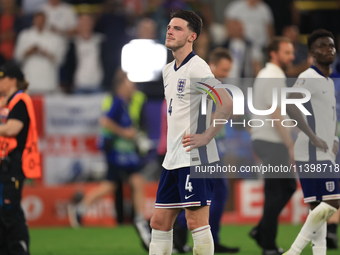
[185,174,193,192]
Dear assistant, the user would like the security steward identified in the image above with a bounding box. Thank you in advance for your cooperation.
[0,62,41,255]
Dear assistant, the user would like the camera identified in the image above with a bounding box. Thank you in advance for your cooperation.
[0,156,11,173]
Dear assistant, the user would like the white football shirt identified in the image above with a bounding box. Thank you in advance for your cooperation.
[251,62,290,143]
[294,66,336,163]
[162,52,220,170]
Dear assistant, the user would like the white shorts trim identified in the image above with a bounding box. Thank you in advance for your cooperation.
[155,200,211,209]
[304,196,317,203]
[304,194,340,203]
[322,194,340,201]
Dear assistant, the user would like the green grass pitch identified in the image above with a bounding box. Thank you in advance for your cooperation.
[30,225,340,255]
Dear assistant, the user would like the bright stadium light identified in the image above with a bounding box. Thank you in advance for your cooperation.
[121,39,167,82]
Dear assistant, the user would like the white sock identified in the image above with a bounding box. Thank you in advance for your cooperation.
[133,213,145,223]
[191,225,214,255]
[288,202,337,254]
[312,222,326,255]
[312,246,326,255]
[149,229,173,255]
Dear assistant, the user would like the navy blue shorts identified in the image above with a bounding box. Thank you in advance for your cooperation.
[296,161,340,203]
[105,162,140,182]
[155,167,215,209]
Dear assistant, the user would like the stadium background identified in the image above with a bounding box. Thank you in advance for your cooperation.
[3,0,340,254]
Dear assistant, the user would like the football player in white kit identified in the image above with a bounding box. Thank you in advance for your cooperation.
[284,29,340,255]
[149,10,233,255]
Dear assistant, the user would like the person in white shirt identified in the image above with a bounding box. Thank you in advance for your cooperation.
[223,19,263,80]
[41,0,77,38]
[284,29,340,255]
[64,14,105,93]
[149,10,233,255]
[224,0,274,49]
[14,11,65,94]
[250,37,296,255]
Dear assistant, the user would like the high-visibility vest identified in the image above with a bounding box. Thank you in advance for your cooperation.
[0,92,41,179]
[101,91,147,127]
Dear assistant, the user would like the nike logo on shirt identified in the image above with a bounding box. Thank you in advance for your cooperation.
[164,84,168,88]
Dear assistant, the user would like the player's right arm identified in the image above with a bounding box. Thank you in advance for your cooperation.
[286,92,328,152]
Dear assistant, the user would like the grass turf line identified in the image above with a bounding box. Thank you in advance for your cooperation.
[30,225,340,255]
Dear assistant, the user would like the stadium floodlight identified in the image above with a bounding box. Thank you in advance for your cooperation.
[121,39,167,82]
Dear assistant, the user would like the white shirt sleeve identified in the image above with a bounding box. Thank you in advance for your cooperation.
[14,31,30,63]
[190,62,221,94]
[49,34,66,65]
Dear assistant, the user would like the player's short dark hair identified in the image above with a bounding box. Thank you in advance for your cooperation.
[266,36,291,60]
[209,47,233,64]
[170,10,203,41]
[307,29,334,50]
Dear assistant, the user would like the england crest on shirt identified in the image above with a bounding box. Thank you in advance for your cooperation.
[326,181,335,192]
[177,79,186,93]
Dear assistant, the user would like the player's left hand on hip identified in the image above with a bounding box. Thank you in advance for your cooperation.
[332,140,339,155]
[182,134,210,152]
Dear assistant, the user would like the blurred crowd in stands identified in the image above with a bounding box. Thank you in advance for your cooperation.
[0,0,339,96]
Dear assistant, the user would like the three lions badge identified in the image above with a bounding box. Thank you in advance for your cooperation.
[177,79,186,93]
[326,181,335,192]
